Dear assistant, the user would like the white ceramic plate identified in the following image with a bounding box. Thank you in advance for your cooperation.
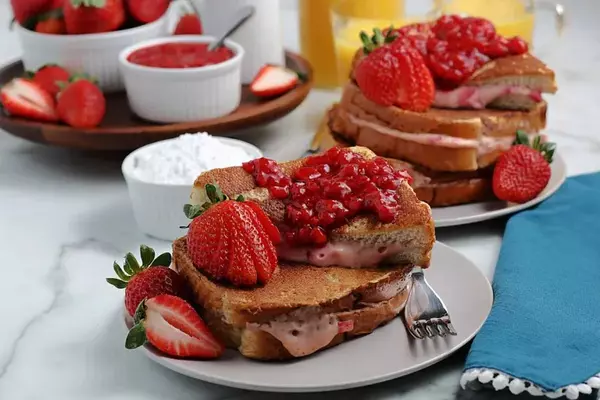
[433,153,567,227]
[124,242,493,393]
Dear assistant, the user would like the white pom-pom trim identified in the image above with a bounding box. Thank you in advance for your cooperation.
[460,369,600,399]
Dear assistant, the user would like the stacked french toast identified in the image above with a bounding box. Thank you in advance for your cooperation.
[328,15,557,206]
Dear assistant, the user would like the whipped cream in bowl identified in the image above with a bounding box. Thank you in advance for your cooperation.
[122,132,262,241]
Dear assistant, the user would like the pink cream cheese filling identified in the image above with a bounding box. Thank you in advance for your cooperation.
[347,114,542,156]
[247,308,354,357]
[277,241,406,268]
[433,85,543,109]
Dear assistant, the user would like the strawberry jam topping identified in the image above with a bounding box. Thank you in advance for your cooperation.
[242,148,412,246]
[388,15,529,89]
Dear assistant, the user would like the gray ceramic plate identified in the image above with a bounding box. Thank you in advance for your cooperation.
[126,242,493,393]
[433,153,567,227]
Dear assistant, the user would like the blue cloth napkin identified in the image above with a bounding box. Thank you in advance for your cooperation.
[463,172,600,394]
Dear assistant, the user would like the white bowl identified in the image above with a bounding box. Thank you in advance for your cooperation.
[121,137,262,241]
[15,17,169,93]
[118,36,244,123]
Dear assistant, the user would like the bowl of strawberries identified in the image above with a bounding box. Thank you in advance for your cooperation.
[12,0,172,93]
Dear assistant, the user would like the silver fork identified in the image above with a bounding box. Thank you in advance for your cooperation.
[403,267,457,339]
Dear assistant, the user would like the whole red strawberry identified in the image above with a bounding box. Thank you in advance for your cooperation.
[173,14,203,35]
[493,132,556,204]
[35,16,67,34]
[107,245,185,316]
[10,0,54,24]
[126,294,224,359]
[126,0,170,23]
[31,64,70,97]
[184,184,281,287]
[56,76,106,128]
[355,29,434,111]
[64,0,125,34]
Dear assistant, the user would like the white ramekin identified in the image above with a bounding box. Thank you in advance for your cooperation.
[15,17,169,93]
[118,36,244,123]
[121,136,262,241]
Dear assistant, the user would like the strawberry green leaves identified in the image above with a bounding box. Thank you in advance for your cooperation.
[513,130,557,164]
[183,183,244,222]
[107,245,172,289]
[125,300,148,349]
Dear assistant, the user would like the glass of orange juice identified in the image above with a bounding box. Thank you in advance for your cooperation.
[299,0,404,89]
[330,0,411,87]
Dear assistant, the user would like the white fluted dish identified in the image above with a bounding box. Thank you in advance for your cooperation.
[15,17,168,93]
[118,36,244,123]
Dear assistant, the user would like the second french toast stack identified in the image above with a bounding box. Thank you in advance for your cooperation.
[328,15,557,207]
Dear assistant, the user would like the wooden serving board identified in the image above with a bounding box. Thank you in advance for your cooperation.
[0,51,312,151]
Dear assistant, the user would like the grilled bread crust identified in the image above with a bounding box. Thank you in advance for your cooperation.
[173,238,410,360]
[190,146,436,268]
[329,84,547,172]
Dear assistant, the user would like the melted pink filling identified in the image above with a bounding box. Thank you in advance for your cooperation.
[433,85,543,109]
[277,241,406,268]
[347,114,543,156]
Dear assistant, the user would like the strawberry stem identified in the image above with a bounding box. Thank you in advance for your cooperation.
[183,183,233,220]
[125,301,148,349]
[113,262,130,281]
[140,245,155,267]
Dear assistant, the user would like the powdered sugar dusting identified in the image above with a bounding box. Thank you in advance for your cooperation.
[131,133,257,185]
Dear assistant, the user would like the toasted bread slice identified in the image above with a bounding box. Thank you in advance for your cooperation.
[190,146,435,268]
[465,53,557,92]
[173,238,411,360]
[330,84,546,172]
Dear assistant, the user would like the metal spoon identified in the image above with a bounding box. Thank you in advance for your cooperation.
[208,5,256,51]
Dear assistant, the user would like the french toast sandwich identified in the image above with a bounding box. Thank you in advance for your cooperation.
[171,146,436,360]
[174,238,412,360]
[190,146,435,268]
[330,15,556,207]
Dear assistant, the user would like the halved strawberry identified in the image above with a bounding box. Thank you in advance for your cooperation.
[250,65,299,98]
[125,294,224,359]
[0,78,58,122]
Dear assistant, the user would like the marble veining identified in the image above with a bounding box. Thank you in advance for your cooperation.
[1,0,600,399]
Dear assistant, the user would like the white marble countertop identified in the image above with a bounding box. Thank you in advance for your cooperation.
[1,1,600,399]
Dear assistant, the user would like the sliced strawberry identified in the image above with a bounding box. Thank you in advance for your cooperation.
[0,78,58,122]
[173,14,202,35]
[250,65,299,98]
[186,197,279,287]
[393,45,435,112]
[125,294,224,359]
[245,201,281,244]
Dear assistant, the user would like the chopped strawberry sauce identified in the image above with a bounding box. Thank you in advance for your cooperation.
[242,147,413,247]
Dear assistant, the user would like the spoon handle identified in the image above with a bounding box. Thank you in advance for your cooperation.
[208,5,256,51]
